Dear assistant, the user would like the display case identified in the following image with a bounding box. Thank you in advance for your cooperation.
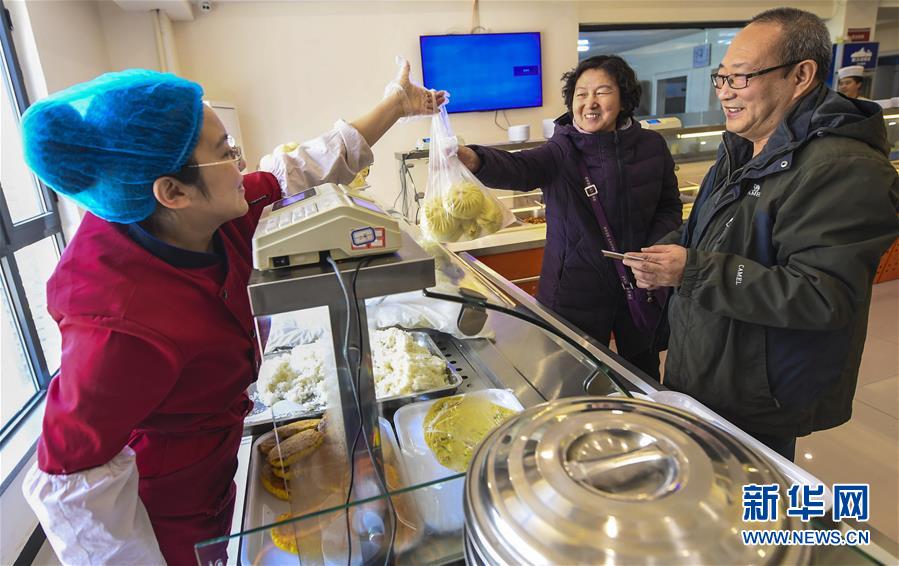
[196,221,891,565]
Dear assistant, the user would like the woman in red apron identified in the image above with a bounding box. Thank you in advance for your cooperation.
[21,65,444,565]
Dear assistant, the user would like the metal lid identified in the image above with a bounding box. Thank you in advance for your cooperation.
[464,397,810,565]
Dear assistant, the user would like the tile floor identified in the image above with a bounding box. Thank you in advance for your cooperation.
[795,280,899,547]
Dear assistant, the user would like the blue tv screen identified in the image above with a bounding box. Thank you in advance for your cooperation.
[420,32,542,114]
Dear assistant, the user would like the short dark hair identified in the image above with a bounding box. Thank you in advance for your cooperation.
[750,7,831,82]
[561,55,642,122]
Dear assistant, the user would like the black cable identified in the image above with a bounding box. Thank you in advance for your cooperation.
[328,255,396,565]
[326,255,364,565]
[493,110,508,131]
[343,417,363,564]
[404,166,419,220]
[350,259,397,566]
[393,159,408,217]
[422,288,635,398]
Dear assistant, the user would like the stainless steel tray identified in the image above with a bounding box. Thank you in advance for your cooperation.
[246,330,462,423]
[376,331,463,412]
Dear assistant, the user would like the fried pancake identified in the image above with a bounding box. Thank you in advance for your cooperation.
[260,462,290,501]
[256,418,322,456]
[270,513,299,554]
[268,428,324,468]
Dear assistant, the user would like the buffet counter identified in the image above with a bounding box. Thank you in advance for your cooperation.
[196,224,890,565]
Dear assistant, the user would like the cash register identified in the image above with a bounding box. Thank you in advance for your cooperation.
[251,183,401,270]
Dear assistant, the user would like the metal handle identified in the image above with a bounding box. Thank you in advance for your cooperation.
[565,443,675,494]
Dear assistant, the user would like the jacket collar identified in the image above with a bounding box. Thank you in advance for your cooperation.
[126,222,223,268]
[719,83,888,181]
[554,113,640,143]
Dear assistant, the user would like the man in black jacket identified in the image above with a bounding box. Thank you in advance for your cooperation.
[625,8,899,461]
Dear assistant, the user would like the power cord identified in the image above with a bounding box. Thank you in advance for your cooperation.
[404,165,420,221]
[326,255,397,565]
[350,259,397,565]
[326,255,362,565]
[493,110,508,131]
[422,288,635,398]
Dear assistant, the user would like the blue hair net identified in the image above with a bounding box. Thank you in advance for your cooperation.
[21,69,204,223]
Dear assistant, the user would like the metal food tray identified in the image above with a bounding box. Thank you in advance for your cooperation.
[245,383,326,426]
[392,389,525,533]
[246,330,461,423]
[245,341,331,426]
[376,331,463,412]
[241,417,423,564]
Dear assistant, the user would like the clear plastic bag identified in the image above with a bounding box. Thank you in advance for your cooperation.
[420,108,515,243]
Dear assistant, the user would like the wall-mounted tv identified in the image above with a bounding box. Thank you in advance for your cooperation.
[420,32,542,114]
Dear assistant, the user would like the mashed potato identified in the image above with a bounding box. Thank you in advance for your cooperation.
[256,341,330,411]
[372,328,448,398]
[256,329,449,407]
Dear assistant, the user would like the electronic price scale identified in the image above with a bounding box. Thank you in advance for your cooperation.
[252,183,402,270]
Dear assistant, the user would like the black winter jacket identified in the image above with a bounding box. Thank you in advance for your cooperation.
[471,117,682,340]
[657,85,899,437]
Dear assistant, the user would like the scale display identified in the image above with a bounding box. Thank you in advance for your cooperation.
[272,187,316,211]
[252,183,402,270]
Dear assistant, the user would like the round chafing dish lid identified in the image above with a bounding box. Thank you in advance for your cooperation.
[464,397,810,565]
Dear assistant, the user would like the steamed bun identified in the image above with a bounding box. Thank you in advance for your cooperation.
[461,219,481,240]
[476,197,505,235]
[444,181,484,220]
[422,199,463,242]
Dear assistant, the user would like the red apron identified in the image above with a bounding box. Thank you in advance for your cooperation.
[38,172,282,565]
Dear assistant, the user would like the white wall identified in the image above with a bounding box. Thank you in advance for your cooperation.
[96,0,159,72]
[155,1,578,207]
[877,19,899,55]
[23,1,110,92]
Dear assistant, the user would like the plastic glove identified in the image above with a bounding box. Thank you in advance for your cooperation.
[385,56,448,117]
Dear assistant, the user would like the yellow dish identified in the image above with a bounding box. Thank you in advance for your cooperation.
[423,395,517,472]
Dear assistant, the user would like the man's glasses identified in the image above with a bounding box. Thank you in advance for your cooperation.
[187,135,243,169]
[710,61,801,90]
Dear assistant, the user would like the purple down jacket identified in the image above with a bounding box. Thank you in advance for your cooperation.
[470,116,682,339]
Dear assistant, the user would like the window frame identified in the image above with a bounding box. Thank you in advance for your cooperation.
[0,1,67,445]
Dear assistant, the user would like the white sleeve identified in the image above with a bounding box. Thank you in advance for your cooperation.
[23,446,165,566]
[258,119,374,195]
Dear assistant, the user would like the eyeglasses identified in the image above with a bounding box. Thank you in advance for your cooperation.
[187,135,243,169]
[710,61,801,90]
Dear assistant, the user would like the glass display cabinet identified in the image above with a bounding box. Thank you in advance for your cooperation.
[196,215,892,566]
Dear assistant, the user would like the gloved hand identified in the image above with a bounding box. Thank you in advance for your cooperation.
[385,56,448,117]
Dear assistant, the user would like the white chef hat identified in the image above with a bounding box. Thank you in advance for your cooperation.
[837,65,865,80]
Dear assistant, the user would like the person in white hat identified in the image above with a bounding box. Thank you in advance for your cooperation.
[837,65,866,99]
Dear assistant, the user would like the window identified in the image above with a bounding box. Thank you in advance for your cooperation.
[579,23,747,127]
[0,3,66,440]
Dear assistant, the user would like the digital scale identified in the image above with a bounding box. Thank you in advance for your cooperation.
[252,183,402,270]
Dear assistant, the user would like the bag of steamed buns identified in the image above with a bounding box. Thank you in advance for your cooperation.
[420,107,514,243]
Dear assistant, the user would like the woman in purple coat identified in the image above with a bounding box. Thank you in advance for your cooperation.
[457,56,682,378]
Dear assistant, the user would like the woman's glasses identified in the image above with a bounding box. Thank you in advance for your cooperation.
[187,135,243,169]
